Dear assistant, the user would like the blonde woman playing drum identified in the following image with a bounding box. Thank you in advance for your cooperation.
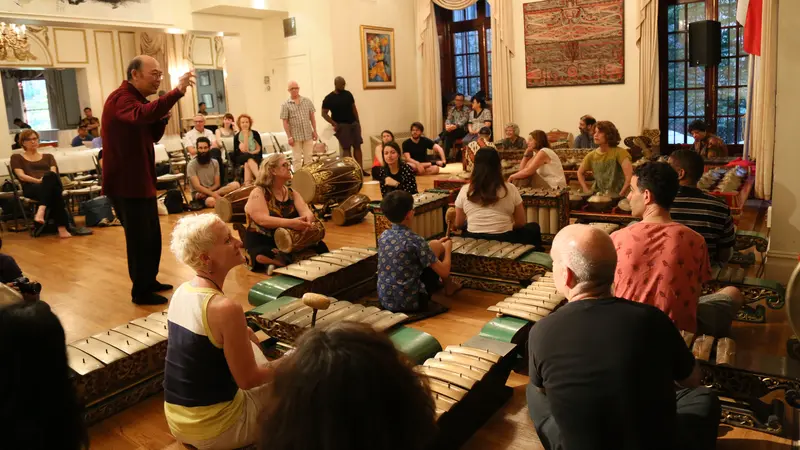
[243,153,329,272]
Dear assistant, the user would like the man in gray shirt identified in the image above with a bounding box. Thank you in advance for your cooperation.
[574,115,598,149]
[187,137,240,208]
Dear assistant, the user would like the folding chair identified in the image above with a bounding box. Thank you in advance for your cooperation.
[5,164,41,234]
[157,147,190,206]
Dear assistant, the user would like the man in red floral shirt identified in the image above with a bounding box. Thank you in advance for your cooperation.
[611,162,743,337]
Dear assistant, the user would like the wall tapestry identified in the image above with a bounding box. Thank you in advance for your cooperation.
[359,25,395,90]
[523,0,625,88]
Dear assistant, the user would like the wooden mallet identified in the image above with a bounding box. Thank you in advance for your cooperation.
[445,207,456,238]
[302,293,331,327]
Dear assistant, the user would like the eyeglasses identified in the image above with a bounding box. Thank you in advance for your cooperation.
[23,137,39,142]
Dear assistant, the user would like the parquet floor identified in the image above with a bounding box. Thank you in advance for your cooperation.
[2,166,791,449]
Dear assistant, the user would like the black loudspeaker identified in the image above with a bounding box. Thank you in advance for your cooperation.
[283,17,297,38]
[688,20,721,67]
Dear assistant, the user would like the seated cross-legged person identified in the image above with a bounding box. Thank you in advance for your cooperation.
[528,224,720,450]
[669,149,736,267]
[10,129,89,238]
[378,141,418,197]
[259,322,437,450]
[377,191,457,312]
[402,122,446,175]
[611,162,744,338]
[497,122,527,149]
[689,119,728,158]
[187,137,241,208]
[508,130,567,190]
[465,126,495,172]
[454,148,542,249]
[577,120,632,195]
[184,114,226,182]
[165,213,283,450]
[372,129,394,179]
[243,153,328,273]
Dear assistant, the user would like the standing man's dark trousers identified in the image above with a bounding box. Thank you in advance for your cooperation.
[110,196,162,302]
[527,384,720,450]
[443,127,467,160]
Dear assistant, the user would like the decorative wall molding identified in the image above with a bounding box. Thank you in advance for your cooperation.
[93,30,119,100]
[0,25,52,66]
[214,36,225,69]
[53,28,89,64]
[117,31,137,78]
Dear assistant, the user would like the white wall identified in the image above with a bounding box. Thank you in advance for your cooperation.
[765,0,800,282]
[510,0,640,139]
[329,0,421,161]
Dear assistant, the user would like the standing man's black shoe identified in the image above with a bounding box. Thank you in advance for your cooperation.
[133,293,169,305]
[152,282,174,292]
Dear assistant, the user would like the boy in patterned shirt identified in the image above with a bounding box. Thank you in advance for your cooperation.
[377,191,456,312]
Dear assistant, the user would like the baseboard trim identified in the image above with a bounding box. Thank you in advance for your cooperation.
[767,249,799,260]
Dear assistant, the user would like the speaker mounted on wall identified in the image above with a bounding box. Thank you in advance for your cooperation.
[688,20,721,67]
[283,18,297,38]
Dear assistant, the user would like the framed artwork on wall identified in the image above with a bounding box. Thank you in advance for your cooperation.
[523,0,625,88]
[359,25,396,89]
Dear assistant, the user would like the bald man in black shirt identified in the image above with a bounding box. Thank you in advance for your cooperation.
[527,224,720,450]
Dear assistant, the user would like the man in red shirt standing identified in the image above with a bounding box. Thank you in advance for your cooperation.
[611,162,744,337]
[102,55,194,305]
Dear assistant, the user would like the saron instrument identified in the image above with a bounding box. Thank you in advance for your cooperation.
[292,155,363,205]
[518,187,569,244]
[331,193,371,226]
[274,220,326,253]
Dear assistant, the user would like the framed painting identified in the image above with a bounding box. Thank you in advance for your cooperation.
[360,25,396,89]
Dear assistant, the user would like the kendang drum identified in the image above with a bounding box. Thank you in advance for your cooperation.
[215,184,255,223]
[274,220,326,253]
[292,156,363,205]
[331,194,371,226]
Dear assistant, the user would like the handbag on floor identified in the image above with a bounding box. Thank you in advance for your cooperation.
[162,189,184,214]
[81,196,115,227]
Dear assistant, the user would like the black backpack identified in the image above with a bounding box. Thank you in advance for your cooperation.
[163,189,184,214]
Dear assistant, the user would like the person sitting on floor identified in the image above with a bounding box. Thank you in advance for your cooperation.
[497,122,526,150]
[462,96,492,145]
[577,120,632,196]
[573,114,598,149]
[233,114,263,185]
[372,129,394,179]
[378,141,418,198]
[259,321,437,450]
[402,122,446,175]
[243,153,328,273]
[377,191,456,312]
[688,119,728,158]
[611,162,744,338]
[528,224,720,450]
[668,149,736,267]
[165,213,284,450]
[1,299,89,450]
[187,137,241,208]
[465,126,495,172]
[70,125,94,148]
[454,148,542,249]
[9,129,90,238]
[184,114,226,183]
[441,92,470,160]
[508,130,567,190]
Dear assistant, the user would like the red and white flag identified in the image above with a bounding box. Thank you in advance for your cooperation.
[737,0,763,55]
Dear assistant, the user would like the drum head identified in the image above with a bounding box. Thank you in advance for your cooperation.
[274,228,293,253]
[331,208,346,226]
[215,198,233,222]
[293,170,317,204]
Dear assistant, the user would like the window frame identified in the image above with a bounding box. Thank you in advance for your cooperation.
[658,0,747,155]
[436,0,492,109]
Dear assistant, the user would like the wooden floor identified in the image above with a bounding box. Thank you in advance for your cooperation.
[3,166,792,449]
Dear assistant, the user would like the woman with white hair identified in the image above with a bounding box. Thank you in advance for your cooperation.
[498,123,526,150]
[243,153,328,272]
[164,213,280,450]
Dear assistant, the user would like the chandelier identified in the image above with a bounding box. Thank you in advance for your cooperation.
[0,22,35,62]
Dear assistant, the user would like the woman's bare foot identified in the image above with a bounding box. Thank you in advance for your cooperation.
[57,226,72,239]
[34,206,46,224]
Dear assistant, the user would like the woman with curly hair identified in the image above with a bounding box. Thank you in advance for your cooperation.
[258,322,437,450]
[577,120,633,196]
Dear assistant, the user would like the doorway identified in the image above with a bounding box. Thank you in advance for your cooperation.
[196,69,227,114]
